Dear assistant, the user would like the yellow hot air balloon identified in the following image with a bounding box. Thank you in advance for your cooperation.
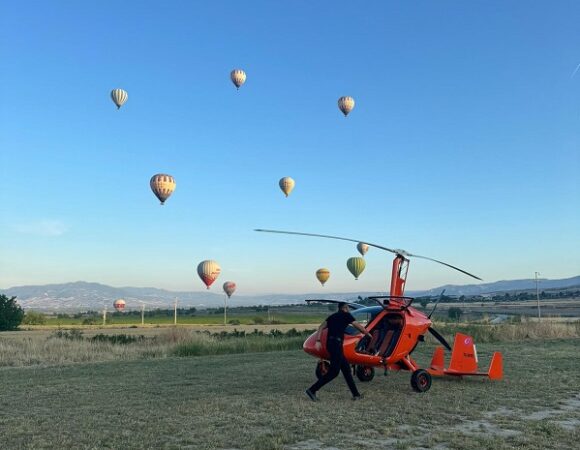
[357,242,369,257]
[279,177,295,197]
[346,256,366,280]
[316,268,330,286]
[197,260,221,289]
[111,89,128,109]
[113,299,126,312]
[150,174,176,205]
[230,69,246,89]
[338,96,355,117]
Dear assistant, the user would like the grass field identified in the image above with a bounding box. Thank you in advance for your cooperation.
[0,329,579,449]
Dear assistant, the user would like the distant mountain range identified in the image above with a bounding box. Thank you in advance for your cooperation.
[2,276,579,312]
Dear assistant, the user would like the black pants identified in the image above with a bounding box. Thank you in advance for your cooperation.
[309,338,360,397]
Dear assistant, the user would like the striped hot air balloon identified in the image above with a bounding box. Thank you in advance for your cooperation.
[230,69,246,89]
[357,242,369,257]
[113,299,126,312]
[316,268,330,286]
[279,177,295,197]
[197,260,221,289]
[223,281,237,298]
[150,174,176,205]
[338,96,355,117]
[111,89,128,109]
[346,257,366,280]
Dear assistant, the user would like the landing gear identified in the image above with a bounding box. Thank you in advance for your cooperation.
[411,369,432,393]
[355,365,375,382]
[315,360,330,379]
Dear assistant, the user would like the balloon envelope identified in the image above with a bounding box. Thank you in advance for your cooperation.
[346,257,366,280]
[113,299,126,312]
[357,242,369,257]
[338,96,355,116]
[150,174,176,205]
[111,89,128,109]
[230,69,246,89]
[197,260,221,289]
[279,177,295,197]
[316,268,330,286]
[223,281,237,298]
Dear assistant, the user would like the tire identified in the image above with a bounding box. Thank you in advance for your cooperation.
[355,365,375,382]
[315,360,330,379]
[411,369,432,393]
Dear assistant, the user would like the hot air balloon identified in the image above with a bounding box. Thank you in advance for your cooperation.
[230,69,246,89]
[197,260,221,289]
[111,89,128,109]
[279,177,295,197]
[113,299,126,312]
[150,174,176,205]
[338,96,355,117]
[346,257,366,280]
[223,281,236,298]
[316,268,330,286]
[357,242,369,257]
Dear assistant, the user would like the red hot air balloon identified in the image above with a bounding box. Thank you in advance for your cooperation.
[223,281,236,298]
[197,260,221,289]
[114,299,126,312]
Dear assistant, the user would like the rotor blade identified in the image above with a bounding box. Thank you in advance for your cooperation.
[256,229,482,280]
[428,327,452,351]
[254,229,398,254]
[407,254,482,280]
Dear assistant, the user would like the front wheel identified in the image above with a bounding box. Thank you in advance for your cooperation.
[355,365,375,382]
[410,369,432,393]
[315,360,330,379]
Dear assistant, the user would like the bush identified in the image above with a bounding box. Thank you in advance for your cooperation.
[228,319,241,325]
[22,311,46,325]
[0,295,25,331]
[50,329,84,341]
[448,307,463,321]
[82,318,97,325]
[252,316,265,324]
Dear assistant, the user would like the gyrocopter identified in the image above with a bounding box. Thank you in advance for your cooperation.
[255,229,503,393]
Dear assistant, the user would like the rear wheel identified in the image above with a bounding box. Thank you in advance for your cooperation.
[411,369,432,393]
[355,365,375,382]
[315,360,330,379]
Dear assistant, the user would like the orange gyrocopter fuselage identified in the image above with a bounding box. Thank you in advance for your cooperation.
[302,254,503,392]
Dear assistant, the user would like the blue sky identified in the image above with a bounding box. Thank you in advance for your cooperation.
[1,1,578,295]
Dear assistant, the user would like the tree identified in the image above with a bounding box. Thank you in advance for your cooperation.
[447,307,463,321]
[0,295,24,331]
[22,310,46,325]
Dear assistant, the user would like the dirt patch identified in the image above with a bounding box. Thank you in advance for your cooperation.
[454,419,521,438]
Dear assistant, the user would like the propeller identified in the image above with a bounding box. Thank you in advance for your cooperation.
[427,327,452,351]
[254,229,482,280]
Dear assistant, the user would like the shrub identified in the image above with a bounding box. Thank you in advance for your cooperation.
[82,317,97,325]
[0,295,25,331]
[228,319,241,325]
[252,316,265,324]
[22,311,46,325]
[448,307,463,321]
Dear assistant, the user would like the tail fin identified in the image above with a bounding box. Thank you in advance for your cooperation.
[448,333,478,374]
[430,346,445,373]
[488,352,503,380]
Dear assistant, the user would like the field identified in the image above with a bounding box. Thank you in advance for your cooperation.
[0,324,579,449]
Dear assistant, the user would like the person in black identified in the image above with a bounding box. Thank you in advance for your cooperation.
[305,302,372,401]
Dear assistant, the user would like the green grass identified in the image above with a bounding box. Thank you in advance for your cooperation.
[0,338,578,449]
[43,312,327,326]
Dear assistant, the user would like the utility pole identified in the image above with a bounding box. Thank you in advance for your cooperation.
[535,272,541,320]
[102,305,107,326]
[224,295,228,326]
[174,298,178,326]
[141,303,145,326]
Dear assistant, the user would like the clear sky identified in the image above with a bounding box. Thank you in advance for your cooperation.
[1,1,579,295]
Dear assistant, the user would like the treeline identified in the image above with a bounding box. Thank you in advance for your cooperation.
[415,290,580,305]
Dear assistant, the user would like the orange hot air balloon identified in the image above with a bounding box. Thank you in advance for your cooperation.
[113,299,126,312]
[316,268,330,286]
[197,260,221,289]
[223,281,237,298]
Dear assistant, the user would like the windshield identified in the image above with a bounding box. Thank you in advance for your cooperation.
[344,307,382,336]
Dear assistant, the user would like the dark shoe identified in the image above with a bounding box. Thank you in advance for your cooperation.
[352,394,364,401]
[305,389,318,402]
